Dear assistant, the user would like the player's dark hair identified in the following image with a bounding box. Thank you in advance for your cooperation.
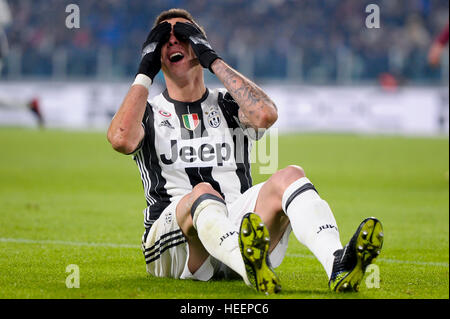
[153,8,206,37]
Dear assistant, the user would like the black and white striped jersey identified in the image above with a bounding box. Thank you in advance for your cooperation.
[133,87,259,232]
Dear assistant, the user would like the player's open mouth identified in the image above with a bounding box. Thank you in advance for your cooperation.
[169,52,184,63]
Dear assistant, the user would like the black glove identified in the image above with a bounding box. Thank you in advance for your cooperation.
[173,22,220,73]
[138,21,172,80]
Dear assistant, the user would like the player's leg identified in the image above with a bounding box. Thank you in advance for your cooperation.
[254,165,343,278]
[176,182,250,282]
[255,165,383,292]
[176,182,280,293]
[175,182,222,276]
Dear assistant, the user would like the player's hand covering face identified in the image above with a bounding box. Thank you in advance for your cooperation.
[138,21,172,80]
[173,22,221,73]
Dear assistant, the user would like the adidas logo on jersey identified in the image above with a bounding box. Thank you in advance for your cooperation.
[159,120,175,129]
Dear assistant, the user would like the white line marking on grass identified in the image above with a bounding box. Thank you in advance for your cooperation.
[376,258,449,268]
[1,238,448,268]
[285,253,449,268]
[0,237,140,249]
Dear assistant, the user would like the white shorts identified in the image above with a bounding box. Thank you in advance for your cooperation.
[142,182,292,281]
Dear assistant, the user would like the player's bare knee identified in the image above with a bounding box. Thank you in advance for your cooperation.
[176,183,223,236]
[191,182,223,201]
[176,194,196,236]
[281,165,306,184]
[274,165,305,188]
[284,165,306,178]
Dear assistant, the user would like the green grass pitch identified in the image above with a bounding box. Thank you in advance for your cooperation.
[0,127,448,299]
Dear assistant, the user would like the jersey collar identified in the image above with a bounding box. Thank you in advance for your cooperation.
[163,88,209,105]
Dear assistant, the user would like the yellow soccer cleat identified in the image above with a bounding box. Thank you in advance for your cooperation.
[239,212,282,295]
[329,217,384,292]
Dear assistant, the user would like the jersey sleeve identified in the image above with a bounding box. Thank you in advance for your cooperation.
[127,102,152,155]
[217,90,265,141]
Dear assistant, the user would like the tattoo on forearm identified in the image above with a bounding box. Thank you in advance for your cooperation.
[214,61,277,121]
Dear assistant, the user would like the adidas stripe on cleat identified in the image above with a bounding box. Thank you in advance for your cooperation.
[329,217,384,292]
[239,213,281,295]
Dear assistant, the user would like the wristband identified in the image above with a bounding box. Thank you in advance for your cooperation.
[132,74,152,90]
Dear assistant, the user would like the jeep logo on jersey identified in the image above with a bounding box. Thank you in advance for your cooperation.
[160,140,232,167]
[182,114,199,131]
[207,110,221,128]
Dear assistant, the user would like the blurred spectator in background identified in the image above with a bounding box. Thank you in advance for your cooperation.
[427,20,449,135]
[428,22,449,67]
[0,0,12,72]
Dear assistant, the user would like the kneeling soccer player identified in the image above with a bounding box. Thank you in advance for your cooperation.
[107,8,384,294]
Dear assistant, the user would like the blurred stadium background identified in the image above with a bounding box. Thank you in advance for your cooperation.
[0,0,448,134]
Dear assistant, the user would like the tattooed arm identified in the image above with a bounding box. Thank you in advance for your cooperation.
[211,59,278,129]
